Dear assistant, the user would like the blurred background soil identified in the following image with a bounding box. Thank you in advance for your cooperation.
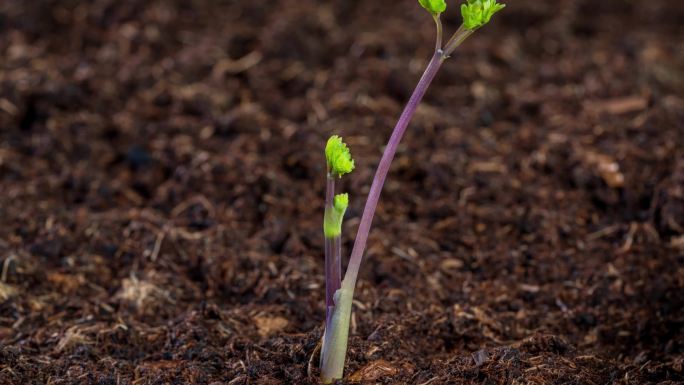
[1,0,683,384]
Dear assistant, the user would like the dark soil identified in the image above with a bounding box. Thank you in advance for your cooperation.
[1,0,683,384]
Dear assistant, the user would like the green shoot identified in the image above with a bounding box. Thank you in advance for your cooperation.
[325,135,355,177]
[461,0,506,30]
[321,136,354,383]
[324,193,349,238]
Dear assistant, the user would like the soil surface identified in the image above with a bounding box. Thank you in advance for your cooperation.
[1,0,683,384]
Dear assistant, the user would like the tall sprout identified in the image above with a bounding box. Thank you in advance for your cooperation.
[320,1,505,382]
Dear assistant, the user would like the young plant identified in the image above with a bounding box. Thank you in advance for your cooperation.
[320,1,505,383]
[319,136,354,381]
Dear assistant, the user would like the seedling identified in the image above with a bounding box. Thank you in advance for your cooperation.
[319,1,505,382]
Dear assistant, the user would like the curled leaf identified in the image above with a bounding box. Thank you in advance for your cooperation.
[325,135,355,177]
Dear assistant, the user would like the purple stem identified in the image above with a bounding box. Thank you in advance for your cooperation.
[343,50,444,288]
[324,173,341,319]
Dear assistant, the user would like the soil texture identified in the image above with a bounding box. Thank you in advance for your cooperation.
[1,0,683,384]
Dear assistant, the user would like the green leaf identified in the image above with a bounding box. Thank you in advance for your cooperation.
[324,193,349,238]
[418,0,447,15]
[325,135,355,177]
[461,0,505,30]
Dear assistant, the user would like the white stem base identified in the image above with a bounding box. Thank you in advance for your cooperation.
[320,284,355,383]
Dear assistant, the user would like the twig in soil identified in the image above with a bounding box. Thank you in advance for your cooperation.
[212,51,262,77]
[308,339,322,378]
[116,274,174,311]
[55,325,94,353]
[1,254,15,282]
[319,1,505,383]
[170,194,215,218]
[586,224,622,241]
[618,222,661,254]
[0,282,17,301]
[0,368,18,380]
[228,376,247,385]
[93,206,216,264]
[417,376,441,385]
[150,230,166,262]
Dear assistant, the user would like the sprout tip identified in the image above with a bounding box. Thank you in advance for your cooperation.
[325,135,355,177]
[461,0,505,30]
[418,0,447,15]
